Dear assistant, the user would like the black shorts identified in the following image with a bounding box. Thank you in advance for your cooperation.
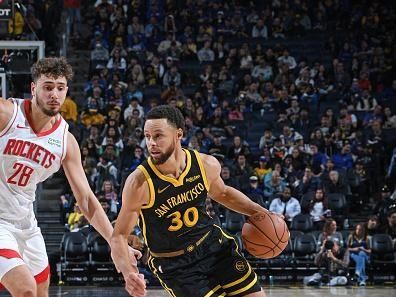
[147,225,262,297]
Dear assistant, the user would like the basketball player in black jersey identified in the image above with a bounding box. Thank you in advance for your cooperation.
[111,105,272,297]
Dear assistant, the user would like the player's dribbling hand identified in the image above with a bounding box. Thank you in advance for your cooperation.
[112,246,142,274]
[128,246,142,273]
[124,272,146,297]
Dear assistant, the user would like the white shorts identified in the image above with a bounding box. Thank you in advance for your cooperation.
[0,220,49,285]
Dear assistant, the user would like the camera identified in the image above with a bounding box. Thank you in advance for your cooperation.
[324,240,334,250]
[236,91,246,102]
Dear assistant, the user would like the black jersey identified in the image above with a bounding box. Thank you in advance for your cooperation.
[137,148,213,253]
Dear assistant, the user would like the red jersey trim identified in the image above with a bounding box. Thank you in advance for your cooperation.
[0,249,22,259]
[34,265,50,284]
[0,258,49,290]
[23,100,62,137]
[0,100,18,137]
[0,249,23,290]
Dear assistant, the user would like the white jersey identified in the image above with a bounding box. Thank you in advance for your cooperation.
[0,99,68,224]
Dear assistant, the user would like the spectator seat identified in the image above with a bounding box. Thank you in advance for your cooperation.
[224,209,246,234]
[290,214,313,233]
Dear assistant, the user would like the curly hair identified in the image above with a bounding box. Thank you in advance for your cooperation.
[31,57,74,82]
[146,105,185,130]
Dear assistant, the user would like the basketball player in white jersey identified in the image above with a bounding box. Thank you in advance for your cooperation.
[0,57,146,297]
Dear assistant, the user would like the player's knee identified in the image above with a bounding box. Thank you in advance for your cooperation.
[36,280,49,297]
[20,289,36,297]
[13,281,37,297]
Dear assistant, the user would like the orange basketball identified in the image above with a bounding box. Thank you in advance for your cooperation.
[242,211,289,259]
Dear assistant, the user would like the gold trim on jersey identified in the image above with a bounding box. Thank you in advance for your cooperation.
[223,265,252,289]
[148,256,178,297]
[215,224,241,254]
[150,230,211,258]
[214,224,259,295]
[147,149,192,187]
[204,284,221,297]
[193,150,210,191]
[139,210,149,248]
[137,165,155,209]
[227,273,258,296]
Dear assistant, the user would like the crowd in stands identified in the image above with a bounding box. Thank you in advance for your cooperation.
[52,0,396,283]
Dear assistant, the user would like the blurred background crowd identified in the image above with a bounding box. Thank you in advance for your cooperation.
[58,0,396,237]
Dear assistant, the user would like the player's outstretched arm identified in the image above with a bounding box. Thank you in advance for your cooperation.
[64,133,145,296]
[63,132,115,241]
[201,153,268,216]
[111,169,149,297]
[0,98,14,132]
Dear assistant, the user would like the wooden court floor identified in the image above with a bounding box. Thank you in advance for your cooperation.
[0,286,394,296]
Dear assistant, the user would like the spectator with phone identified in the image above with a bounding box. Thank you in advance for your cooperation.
[346,223,371,286]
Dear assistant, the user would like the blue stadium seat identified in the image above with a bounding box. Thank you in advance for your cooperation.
[88,232,116,284]
[224,209,246,234]
[370,234,395,283]
[327,193,347,227]
[293,233,319,280]
[59,232,90,285]
[290,214,313,233]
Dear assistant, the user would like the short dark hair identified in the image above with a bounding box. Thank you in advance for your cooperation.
[31,57,74,83]
[99,198,110,205]
[146,105,185,130]
[387,207,396,217]
[324,239,334,250]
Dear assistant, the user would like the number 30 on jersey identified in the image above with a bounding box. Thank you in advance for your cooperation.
[167,207,199,231]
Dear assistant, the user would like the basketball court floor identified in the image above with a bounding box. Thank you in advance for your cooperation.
[0,286,394,296]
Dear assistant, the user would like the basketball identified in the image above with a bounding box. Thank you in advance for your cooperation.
[242,211,290,259]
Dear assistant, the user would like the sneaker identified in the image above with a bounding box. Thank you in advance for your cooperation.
[359,281,366,286]
[329,276,348,286]
[354,271,360,282]
[307,279,320,286]
[338,276,348,286]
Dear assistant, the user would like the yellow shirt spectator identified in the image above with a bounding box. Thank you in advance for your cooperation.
[254,167,272,183]
[80,109,105,127]
[8,11,24,36]
[60,96,78,122]
[254,156,272,182]
[68,204,83,230]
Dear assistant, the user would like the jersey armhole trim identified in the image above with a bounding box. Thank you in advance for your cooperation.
[0,99,17,137]
[193,150,210,191]
[60,124,69,163]
[139,210,150,250]
[138,165,155,209]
